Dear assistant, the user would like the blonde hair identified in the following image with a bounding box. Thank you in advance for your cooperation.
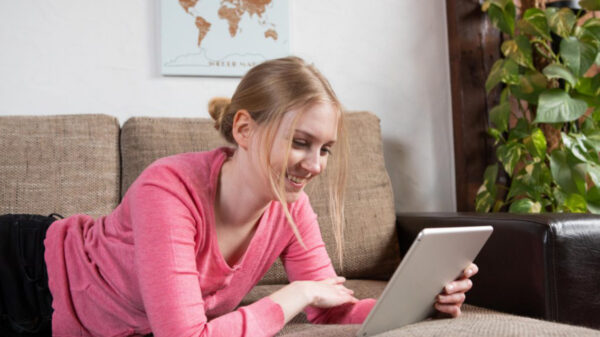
[208,56,348,267]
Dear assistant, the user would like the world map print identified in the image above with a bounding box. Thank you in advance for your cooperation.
[161,0,290,77]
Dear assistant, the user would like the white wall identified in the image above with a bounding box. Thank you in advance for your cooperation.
[0,0,456,212]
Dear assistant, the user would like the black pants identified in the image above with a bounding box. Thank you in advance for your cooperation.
[0,214,59,337]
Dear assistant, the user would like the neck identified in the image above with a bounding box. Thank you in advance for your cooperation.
[215,150,270,228]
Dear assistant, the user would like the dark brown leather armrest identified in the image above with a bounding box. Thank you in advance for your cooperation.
[395,212,600,329]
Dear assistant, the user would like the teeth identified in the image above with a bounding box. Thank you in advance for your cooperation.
[286,172,307,184]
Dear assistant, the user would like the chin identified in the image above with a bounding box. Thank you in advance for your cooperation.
[284,191,302,203]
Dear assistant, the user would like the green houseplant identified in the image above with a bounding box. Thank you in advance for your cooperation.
[476,0,600,213]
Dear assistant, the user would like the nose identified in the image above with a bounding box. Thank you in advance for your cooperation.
[301,148,323,176]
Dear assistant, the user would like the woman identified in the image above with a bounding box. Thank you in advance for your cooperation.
[29,57,475,336]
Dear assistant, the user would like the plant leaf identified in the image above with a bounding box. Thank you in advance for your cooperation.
[579,0,600,11]
[510,70,548,104]
[486,59,520,93]
[507,178,532,200]
[560,37,597,77]
[553,186,568,207]
[586,185,600,214]
[484,164,498,191]
[475,164,498,212]
[486,60,504,94]
[575,74,600,97]
[488,127,503,144]
[475,189,496,213]
[550,149,587,194]
[534,89,588,123]
[497,141,522,176]
[489,102,511,132]
[593,107,600,122]
[543,63,577,87]
[578,18,600,46]
[583,130,600,151]
[509,161,551,201]
[518,8,551,40]
[482,0,492,12]
[582,117,595,132]
[564,193,588,212]
[500,87,510,103]
[524,128,547,159]
[502,35,535,69]
[587,163,600,186]
[547,8,577,39]
[572,91,600,108]
[508,118,530,141]
[487,0,516,36]
[509,198,542,213]
[562,133,600,164]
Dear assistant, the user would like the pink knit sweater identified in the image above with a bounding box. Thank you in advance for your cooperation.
[44,147,375,337]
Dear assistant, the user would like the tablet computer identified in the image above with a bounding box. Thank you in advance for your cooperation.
[356,226,493,337]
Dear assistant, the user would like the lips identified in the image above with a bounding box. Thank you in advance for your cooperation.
[285,171,310,188]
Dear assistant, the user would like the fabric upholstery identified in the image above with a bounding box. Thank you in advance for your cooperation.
[119,112,400,283]
[0,115,120,218]
[120,117,229,195]
[241,282,600,336]
[277,305,600,336]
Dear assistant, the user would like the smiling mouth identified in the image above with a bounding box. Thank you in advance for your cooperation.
[285,171,310,187]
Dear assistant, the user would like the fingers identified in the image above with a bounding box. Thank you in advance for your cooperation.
[434,303,462,318]
[444,278,472,294]
[433,264,477,319]
[311,283,359,307]
[321,276,346,285]
[437,292,465,305]
[338,284,354,295]
[463,263,479,278]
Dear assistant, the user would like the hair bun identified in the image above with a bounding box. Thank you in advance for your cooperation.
[208,97,231,129]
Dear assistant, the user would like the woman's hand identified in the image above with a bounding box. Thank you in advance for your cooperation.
[434,263,478,317]
[268,276,358,324]
[300,276,359,308]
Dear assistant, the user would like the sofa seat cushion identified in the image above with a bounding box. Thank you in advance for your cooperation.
[0,114,120,217]
[277,305,600,337]
[242,282,600,336]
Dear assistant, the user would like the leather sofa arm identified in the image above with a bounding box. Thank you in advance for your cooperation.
[395,212,600,329]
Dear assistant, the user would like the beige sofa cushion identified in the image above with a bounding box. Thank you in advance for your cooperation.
[120,117,229,195]
[120,111,399,282]
[0,114,120,217]
[242,282,600,337]
[276,304,600,337]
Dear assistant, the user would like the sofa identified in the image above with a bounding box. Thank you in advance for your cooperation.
[1,113,598,336]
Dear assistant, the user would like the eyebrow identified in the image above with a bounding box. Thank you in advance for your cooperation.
[294,129,337,145]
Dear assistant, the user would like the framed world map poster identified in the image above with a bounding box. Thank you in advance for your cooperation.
[161,0,290,77]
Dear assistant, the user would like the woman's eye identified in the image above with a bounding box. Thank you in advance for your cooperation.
[321,147,333,156]
[292,139,308,147]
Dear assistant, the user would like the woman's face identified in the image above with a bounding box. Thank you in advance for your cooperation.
[256,102,339,203]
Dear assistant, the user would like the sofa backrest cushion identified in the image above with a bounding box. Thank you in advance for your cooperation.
[120,111,399,282]
[120,117,230,194]
[0,115,120,218]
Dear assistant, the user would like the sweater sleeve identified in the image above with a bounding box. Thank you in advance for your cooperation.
[127,165,284,337]
[280,193,376,324]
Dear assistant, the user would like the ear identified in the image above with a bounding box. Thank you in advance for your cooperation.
[231,109,256,150]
